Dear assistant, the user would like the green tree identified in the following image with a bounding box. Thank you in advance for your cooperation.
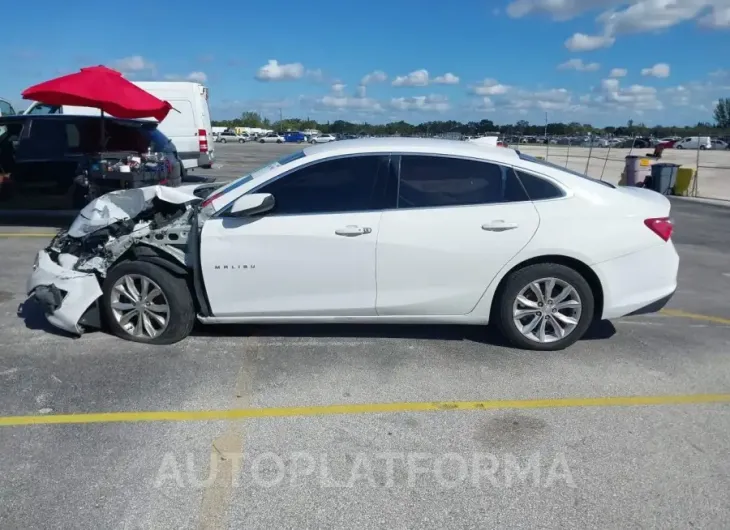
[240,111,264,128]
[712,99,730,128]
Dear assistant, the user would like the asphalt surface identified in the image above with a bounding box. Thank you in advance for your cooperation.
[1,142,729,529]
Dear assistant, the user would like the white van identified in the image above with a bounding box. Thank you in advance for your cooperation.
[674,136,712,150]
[23,81,214,169]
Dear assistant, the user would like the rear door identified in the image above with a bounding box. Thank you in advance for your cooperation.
[375,154,540,316]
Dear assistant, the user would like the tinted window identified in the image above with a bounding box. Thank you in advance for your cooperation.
[398,155,527,208]
[259,155,390,215]
[0,100,15,116]
[514,170,564,200]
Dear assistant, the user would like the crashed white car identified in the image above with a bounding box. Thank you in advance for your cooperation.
[27,138,678,350]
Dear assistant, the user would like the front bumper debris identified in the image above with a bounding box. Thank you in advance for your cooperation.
[26,250,103,335]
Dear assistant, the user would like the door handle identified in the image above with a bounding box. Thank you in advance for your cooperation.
[482,221,518,232]
[335,225,372,236]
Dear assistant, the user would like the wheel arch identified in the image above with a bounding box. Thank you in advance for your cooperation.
[486,254,604,322]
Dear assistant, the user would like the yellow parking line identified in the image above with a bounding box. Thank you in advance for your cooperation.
[2,393,729,428]
[660,309,730,326]
[0,233,56,238]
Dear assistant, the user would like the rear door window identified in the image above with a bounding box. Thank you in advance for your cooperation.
[397,155,527,209]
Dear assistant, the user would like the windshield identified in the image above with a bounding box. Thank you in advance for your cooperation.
[516,151,615,188]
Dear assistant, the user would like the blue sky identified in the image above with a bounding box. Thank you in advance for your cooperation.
[2,0,729,126]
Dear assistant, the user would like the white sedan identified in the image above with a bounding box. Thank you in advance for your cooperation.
[258,133,285,143]
[310,133,336,144]
[26,138,678,351]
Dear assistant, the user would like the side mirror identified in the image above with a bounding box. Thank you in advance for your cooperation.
[229,193,275,216]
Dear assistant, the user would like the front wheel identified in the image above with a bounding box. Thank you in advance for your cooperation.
[494,263,594,351]
[239,138,245,143]
[676,145,683,149]
[220,139,227,144]
[277,140,283,144]
[101,261,195,345]
[700,145,707,150]
[259,139,265,143]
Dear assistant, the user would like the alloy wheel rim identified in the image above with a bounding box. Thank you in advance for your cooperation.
[110,274,170,339]
[512,277,582,344]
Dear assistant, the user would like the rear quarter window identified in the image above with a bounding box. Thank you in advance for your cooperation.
[514,170,565,200]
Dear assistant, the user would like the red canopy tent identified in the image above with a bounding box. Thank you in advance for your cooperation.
[21,65,173,122]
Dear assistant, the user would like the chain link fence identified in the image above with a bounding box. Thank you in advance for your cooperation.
[498,131,730,201]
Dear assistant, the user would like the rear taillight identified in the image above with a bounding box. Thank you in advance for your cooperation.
[644,217,673,241]
[198,129,208,153]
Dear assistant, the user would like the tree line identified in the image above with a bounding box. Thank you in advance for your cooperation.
[213,100,730,138]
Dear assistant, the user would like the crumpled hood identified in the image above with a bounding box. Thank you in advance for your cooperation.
[68,184,208,238]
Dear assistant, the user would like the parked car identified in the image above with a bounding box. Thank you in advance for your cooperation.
[656,138,678,149]
[0,114,183,208]
[617,138,652,149]
[311,133,336,144]
[283,131,308,143]
[259,133,285,144]
[27,138,678,351]
[674,136,712,150]
[710,138,728,150]
[215,131,246,143]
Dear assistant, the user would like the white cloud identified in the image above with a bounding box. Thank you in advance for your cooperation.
[590,78,663,111]
[390,94,451,112]
[165,71,208,83]
[609,68,628,77]
[112,55,155,75]
[641,63,671,78]
[186,71,207,83]
[470,78,511,95]
[558,58,601,72]
[304,68,325,83]
[360,70,387,85]
[565,33,615,51]
[392,69,430,87]
[314,84,383,112]
[509,1,730,50]
[432,73,460,84]
[255,60,305,81]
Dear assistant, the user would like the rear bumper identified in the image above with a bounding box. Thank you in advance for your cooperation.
[26,250,103,335]
[593,241,679,320]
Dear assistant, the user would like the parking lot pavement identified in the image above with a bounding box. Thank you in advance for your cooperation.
[1,190,730,528]
[193,141,303,184]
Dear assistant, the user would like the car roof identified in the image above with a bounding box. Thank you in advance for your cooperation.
[0,114,158,129]
[301,137,520,163]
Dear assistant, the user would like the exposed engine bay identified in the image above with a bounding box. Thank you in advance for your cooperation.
[26,183,218,335]
[47,183,216,275]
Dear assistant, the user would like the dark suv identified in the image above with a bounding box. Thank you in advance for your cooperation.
[0,114,184,208]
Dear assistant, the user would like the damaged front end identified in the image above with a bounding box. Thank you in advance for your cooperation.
[26,183,217,335]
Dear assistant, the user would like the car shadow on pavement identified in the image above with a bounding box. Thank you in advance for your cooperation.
[194,319,616,347]
[17,298,78,339]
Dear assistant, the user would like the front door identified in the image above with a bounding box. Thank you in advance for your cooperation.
[375,154,540,316]
[201,154,393,317]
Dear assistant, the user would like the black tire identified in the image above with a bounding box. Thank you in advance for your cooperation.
[494,263,595,351]
[259,139,265,143]
[220,138,227,144]
[239,138,245,143]
[101,261,195,345]
[676,145,683,149]
[277,140,283,144]
[700,145,707,150]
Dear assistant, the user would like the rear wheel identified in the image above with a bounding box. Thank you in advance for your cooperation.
[239,138,245,143]
[101,261,195,345]
[259,139,265,143]
[495,263,594,351]
[220,138,227,144]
